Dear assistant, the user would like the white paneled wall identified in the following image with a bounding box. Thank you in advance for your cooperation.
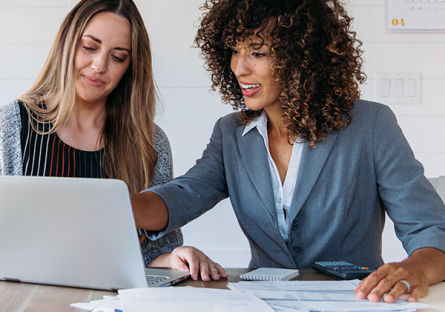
[0,0,65,107]
[1,0,444,267]
[346,1,445,263]
[134,0,250,266]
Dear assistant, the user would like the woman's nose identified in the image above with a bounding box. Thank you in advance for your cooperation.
[232,53,251,77]
[91,53,107,73]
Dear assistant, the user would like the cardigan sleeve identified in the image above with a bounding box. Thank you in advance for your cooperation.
[138,124,183,266]
[0,101,23,176]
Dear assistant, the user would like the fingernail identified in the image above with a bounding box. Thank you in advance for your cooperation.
[203,274,209,280]
[369,294,379,302]
[193,274,198,280]
[408,297,417,302]
[357,291,366,300]
[385,295,394,303]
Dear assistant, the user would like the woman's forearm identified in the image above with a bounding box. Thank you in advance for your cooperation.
[408,247,445,285]
[130,191,169,231]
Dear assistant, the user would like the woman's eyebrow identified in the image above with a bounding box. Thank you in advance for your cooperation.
[82,34,130,52]
[249,42,270,48]
[83,34,101,43]
[114,47,130,52]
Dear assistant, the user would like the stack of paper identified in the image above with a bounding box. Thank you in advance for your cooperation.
[70,295,122,312]
[118,287,274,312]
[71,287,275,312]
[228,280,429,312]
[71,280,429,312]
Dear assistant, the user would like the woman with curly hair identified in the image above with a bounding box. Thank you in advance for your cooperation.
[0,0,226,281]
[131,0,445,301]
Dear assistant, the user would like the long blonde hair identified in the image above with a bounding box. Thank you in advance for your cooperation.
[18,0,158,192]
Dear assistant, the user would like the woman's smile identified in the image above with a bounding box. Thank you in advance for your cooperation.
[239,81,263,96]
[74,11,131,106]
[231,37,283,112]
[82,75,106,87]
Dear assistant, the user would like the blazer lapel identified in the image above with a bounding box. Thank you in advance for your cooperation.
[288,133,338,222]
[236,126,277,223]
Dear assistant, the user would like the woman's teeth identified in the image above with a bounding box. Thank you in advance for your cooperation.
[240,83,261,91]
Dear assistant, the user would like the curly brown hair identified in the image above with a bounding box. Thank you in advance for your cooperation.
[195,0,366,146]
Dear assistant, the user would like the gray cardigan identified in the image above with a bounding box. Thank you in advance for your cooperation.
[0,100,182,266]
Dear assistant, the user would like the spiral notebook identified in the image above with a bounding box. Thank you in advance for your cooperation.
[239,268,300,281]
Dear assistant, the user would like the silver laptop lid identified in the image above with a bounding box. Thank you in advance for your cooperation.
[0,176,149,290]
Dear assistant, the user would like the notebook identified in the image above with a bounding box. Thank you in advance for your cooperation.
[240,268,300,281]
[0,176,190,290]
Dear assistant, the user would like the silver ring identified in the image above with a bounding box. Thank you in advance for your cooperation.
[399,280,411,293]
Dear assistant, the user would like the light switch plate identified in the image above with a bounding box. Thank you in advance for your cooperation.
[376,72,421,104]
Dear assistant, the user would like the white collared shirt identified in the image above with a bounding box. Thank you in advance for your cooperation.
[242,111,303,242]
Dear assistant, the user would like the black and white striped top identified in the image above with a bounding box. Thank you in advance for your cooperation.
[1,100,183,266]
[19,104,106,178]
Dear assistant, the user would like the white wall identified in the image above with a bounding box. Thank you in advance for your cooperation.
[346,0,445,263]
[1,0,444,267]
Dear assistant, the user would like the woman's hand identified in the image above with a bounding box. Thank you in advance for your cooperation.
[354,248,445,303]
[148,246,228,281]
[354,262,429,303]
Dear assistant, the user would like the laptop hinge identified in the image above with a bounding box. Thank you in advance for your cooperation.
[4,277,21,282]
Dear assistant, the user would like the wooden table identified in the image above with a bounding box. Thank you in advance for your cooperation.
[178,268,333,288]
[0,268,444,312]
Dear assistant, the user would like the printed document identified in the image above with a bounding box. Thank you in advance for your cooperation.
[118,287,274,312]
[71,295,122,312]
[228,280,429,312]
[228,280,360,292]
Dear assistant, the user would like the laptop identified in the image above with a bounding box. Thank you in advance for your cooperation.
[0,176,190,290]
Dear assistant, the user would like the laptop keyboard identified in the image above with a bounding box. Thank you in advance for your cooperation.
[146,274,168,286]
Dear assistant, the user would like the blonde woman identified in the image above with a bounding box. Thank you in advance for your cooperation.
[0,0,226,281]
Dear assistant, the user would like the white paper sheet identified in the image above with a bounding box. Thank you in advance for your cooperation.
[228,280,429,312]
[294,299,429,311]
[227,281,283,291]
[228,280,360,292]
[247,290,360,301]
[265,300,419,312]
[70,295,122,312]
[273,280,361,291]
[118,287,274,312]
[265,300,310,312]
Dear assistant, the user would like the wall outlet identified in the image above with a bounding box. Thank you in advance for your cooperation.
[376,72,421,104]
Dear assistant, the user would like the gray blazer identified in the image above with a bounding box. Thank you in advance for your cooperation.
[150,100,445,269]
